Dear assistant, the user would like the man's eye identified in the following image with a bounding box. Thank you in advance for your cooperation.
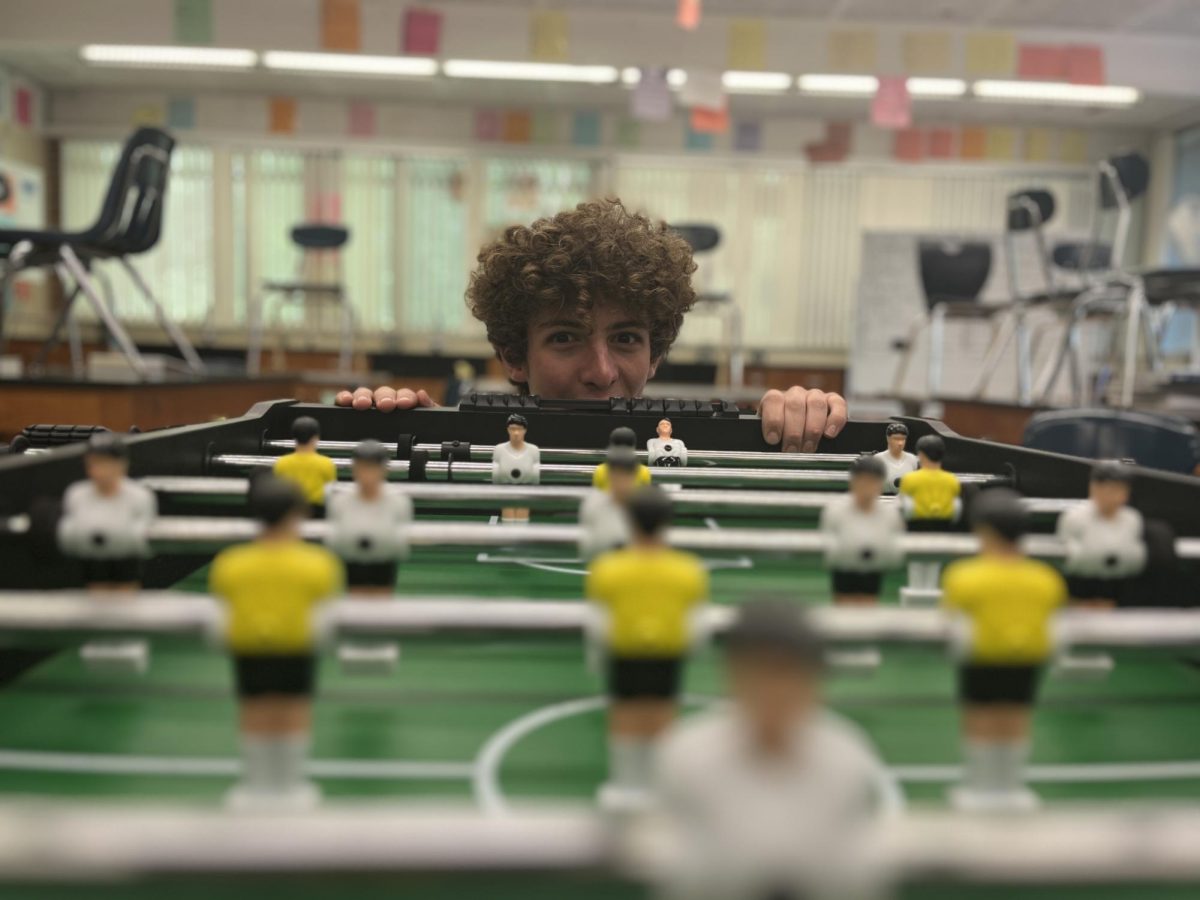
[613,332,644,345]
[548,332,577,344]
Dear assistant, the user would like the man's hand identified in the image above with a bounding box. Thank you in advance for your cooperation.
[758,387,848,453]
[333,386,439,413]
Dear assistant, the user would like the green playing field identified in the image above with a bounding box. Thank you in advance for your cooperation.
[3,510,1200,898]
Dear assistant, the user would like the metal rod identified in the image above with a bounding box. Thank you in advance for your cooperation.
[213,454,1002,489]
[141,476,1077,518]
[10,515,1197,560]
[2,592,1198,650]
[262,440,861,470]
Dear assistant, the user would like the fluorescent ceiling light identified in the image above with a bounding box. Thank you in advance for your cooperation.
[907,77,967,97]
[444,59,618,83]
[262,51,436,77]
[722,70,792,93]
[621,67,687,89]
[974,80,1140,106]
[81,45,257,69]
[797,74,878,95]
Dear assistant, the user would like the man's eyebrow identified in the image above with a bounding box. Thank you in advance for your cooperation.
[606,320,649,331]
[531,319,587,330]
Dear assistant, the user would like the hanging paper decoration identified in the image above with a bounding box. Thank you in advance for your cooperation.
[677,0,701,31]
[1066,45,1105,85]
[679,69,723,111]
[532,11,569,62]
[167,97,196,130]
[927,128,955,159]
[960,126,987,160]
[870,77,910,130]
[131,102,166,127]
[572,110,602,146]
[828,30,877,73]
[269,97,297,134]
[965,32,1016,77]
[321,0,361,52]
[1024,128,1053,162]
[902,32,952,75]
[803,122,852,163]
[503,110,533,143]
[1017,44,1068,81]
[728,19,766,71]
[532,111,559,144]
[733,121,761,152]
[986,127,1017,160]
[685,121,714,151]
[632,67,672,122]
[690,106,729,134]
[348,100,376,137]
[617,119,641,148]
[893,129,925,162]
[475,109,502,142]
[174,0,213,45]
[403,8,442,56]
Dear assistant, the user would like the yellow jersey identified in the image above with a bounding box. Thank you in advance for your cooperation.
[586,546,708,656]
[273,451,338,505]
[592,461,651,491]
[941,556,1067,664]
[899,468,961,520]
[210,540,343,654]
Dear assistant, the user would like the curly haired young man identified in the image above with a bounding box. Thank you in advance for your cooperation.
[337,199,847,451]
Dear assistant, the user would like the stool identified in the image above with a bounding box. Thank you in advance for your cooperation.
[247,224,355,375]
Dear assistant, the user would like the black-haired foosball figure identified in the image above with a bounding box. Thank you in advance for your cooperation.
[897,434,962,602]
[58,432,157,674]
[492,414,540,523]
[874,422,917,494]
[325,440,413,674]
[273,416,337,509]
[942,490,1066,813]
[210,476,343,809]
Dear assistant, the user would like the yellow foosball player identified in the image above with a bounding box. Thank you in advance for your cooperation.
[941,489,1066,813]
[593,426,651,491]
[273,416,337,509]
[898,434,962,601]
[209,476,344,810]
[585,486,708,811]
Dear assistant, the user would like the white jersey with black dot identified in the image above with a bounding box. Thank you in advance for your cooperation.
[647,437,688,467]
[1056,502,1146,577]
[873,449,918,494]
[58,478,157,559]
[655,709,891,900]
[819,493,904,572]
[578,490,631,560]
[492,441,540,485]
[325,488,413,563]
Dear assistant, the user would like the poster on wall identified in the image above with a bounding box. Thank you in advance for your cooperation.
[0,157,44,229]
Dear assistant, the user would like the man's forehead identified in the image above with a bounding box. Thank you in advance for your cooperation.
[530,303,649,330]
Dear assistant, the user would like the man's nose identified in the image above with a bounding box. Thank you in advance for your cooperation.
[579,338,619,388]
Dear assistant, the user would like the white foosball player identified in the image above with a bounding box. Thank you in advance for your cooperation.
[325,439,413,675]
[646,418,687,468]
[57,432,157,675]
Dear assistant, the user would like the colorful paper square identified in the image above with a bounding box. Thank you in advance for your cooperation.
[474,109,501,142]
[503,110,532,143]
[728,19,766,71]
[167,97,196,130]
[269,97,297,134]
[321,0,361,52]
[174,0,213,45]
[403,8,442,56]
[685,122,714,151]
[348,100,376,137]
[532,11,569,62]
[572,110,602,146]
[733,120,761,152]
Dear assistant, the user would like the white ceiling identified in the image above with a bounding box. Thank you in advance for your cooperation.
[4,0,1200,130]
[429,0,1200,36]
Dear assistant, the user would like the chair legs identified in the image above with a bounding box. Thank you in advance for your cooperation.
[58,245,148,379]
[891,313,927,398]
[971,312,1016,399]
[119,257,207,375]
[928,305,947,396]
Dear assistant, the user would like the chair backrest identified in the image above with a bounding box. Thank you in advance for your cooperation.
[1022,408,1200,475]
[917,240,992,308]
[669,224,720,254]
[1099,152,1150,209]
[292,224,350,250]
[83,127,175,255]
[1006,189,1055,232]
